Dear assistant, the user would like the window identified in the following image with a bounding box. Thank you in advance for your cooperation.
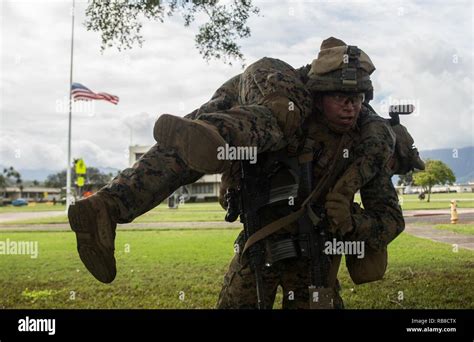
[193,184,214,194]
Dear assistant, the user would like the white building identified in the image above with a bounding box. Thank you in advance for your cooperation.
[129,145,222,202]
[0,187,61,203]
[400,183,474,194]
[128,145,149,167]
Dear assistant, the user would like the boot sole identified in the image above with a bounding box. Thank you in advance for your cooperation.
[154,114,226,174]
[68,200,116,283]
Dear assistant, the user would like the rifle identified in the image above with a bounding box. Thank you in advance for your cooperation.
[297,151,336,309]
[234,132,349,309]
[238,160,270,309]
[295,133,352,309]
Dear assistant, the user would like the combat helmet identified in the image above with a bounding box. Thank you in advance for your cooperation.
[306,37,376,101]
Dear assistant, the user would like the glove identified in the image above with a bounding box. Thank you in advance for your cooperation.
[325,192,354,236]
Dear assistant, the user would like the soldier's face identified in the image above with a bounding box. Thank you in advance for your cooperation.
[320,93,363,131]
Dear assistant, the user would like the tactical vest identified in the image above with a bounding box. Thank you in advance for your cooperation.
[238,134,350,254]
[234,117,389,288]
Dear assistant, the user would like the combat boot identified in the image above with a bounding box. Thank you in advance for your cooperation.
[153,114,228,174]
[68,193,119,283]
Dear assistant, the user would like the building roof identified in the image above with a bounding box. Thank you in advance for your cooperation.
[3,187,61,193]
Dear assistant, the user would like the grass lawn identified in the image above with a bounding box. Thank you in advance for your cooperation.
[354,192,474,210]
[0,229,472,309]
[399,201,474,210]
[0,211,226,225]
[434,224,474,236]
[0,203,67,213]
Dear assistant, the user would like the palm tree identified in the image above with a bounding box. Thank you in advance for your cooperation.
[3,167,23,197]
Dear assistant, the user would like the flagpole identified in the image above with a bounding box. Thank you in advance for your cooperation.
[66,0,75,212]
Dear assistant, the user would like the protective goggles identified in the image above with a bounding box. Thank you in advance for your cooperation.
[326,92,365,106]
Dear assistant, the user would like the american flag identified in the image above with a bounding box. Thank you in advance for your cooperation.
[71,83,119,105]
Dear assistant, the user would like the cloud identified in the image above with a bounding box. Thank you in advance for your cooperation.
[0,0,472,174]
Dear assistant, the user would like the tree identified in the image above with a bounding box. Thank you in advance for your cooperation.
[2,167,23,197]
[44,167,114,188]
[412,160,456,202]
[0,174,5,190]
[45,170,68,188]
[84,0,260,65]
[0,167,23,198]
[86,167,114,185]
[397,171,413,186]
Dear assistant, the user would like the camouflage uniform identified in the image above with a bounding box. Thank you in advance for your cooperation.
[86,42,405,308]
[100,57,312,223]
[215,40,414,308]
[217,252,344,309]
[100,144,202,223]
[216,106,404,309]
[190,57,312,138]
[99,54,393,223]
[189,57,312,154]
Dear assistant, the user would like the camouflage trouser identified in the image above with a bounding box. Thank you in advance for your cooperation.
[99,57,310,220]
[98,105,287,222]
[98,143,203,223]
[217,250,344,309]
[197,104,288,207]
[196,104,287,153]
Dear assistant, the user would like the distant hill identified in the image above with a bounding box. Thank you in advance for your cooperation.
[419,146,474,183]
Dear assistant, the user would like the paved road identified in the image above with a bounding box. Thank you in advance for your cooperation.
[0,211,65,223]
[404,225,474,250]
[404,209,474,225]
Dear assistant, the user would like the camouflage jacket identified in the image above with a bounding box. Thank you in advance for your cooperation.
[307,107,404,250]
[186,57,312,138]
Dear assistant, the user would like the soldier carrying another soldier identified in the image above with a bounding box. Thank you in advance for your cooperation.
[68,37,424,309]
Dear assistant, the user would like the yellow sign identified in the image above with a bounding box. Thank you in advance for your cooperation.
[75,158,87,174]
[44,192,48,198]
[76,176,85,187]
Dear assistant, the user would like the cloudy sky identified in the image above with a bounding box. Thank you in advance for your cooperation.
[0,0,472,174]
